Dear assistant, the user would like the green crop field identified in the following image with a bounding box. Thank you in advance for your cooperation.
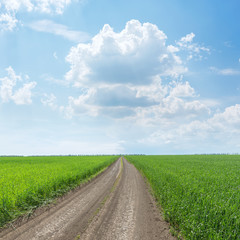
[0,155,118,227]
[126,155,240,240]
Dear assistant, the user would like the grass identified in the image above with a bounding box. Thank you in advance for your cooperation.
[126,155,240,239]
[0,155,118,228]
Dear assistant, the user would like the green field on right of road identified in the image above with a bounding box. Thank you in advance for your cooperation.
[126,155,240,239]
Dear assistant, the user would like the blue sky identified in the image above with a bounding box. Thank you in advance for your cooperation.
[1,0,240,155]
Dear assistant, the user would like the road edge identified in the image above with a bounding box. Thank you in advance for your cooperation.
[124,156,179,239]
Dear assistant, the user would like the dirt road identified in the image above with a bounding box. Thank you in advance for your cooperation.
[0,157,175,240]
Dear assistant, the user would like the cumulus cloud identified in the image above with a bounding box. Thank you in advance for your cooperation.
[169,81,196,98]
[0,66,36,105]
[137,104,240,153]
[66,20,187,87]
[28,20,90,42]
[60,80,209,120]
[175,104,240,142]
[0,0,75,31]
[60,20,209,120]
[208,104,240,128]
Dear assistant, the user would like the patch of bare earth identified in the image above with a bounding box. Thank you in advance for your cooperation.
[0,157,175,240]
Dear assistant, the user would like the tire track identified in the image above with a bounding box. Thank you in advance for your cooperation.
[80,157,175,240]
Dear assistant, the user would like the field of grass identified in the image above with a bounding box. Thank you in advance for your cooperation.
[0,155,118,228]
[126,155,240,239]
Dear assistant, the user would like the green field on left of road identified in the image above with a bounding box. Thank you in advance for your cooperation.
[0,155,118,227]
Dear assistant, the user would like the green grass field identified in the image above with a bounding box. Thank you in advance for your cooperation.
[0,155,118,227]
[126,155,240,239]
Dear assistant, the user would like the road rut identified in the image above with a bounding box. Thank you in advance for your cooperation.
[0,157,175,240]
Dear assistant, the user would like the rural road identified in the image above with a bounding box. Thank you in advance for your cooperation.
[0,157,175,240]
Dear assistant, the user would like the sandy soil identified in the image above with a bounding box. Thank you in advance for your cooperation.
[0,157,175,240]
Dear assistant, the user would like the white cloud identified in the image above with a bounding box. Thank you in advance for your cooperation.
[137,104,240,153]
[34,0,72,14]
[60,93,100,118]
[133,80,208,124]
[209,104,240,127]
[28,20,90,42]
[41,93,57,109]
[169,81,196,98]
[134,97,209,126]
[60,20,209,120]
[60,80,209,120]
[65,20,187,87]
[167,45,179,53]
[210,66,240,76]
[0,66,36,105]
[177,32,210,60]
[134,76,168,102]
[176,104,240,143]
[1,0,33,12]
[0,66,20,102]
[162,97,208,117]
[179,32,195,43]
[0,0,76,31]
[11,82,36,104]
[0,12,18,31]
[1,0,72,13]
